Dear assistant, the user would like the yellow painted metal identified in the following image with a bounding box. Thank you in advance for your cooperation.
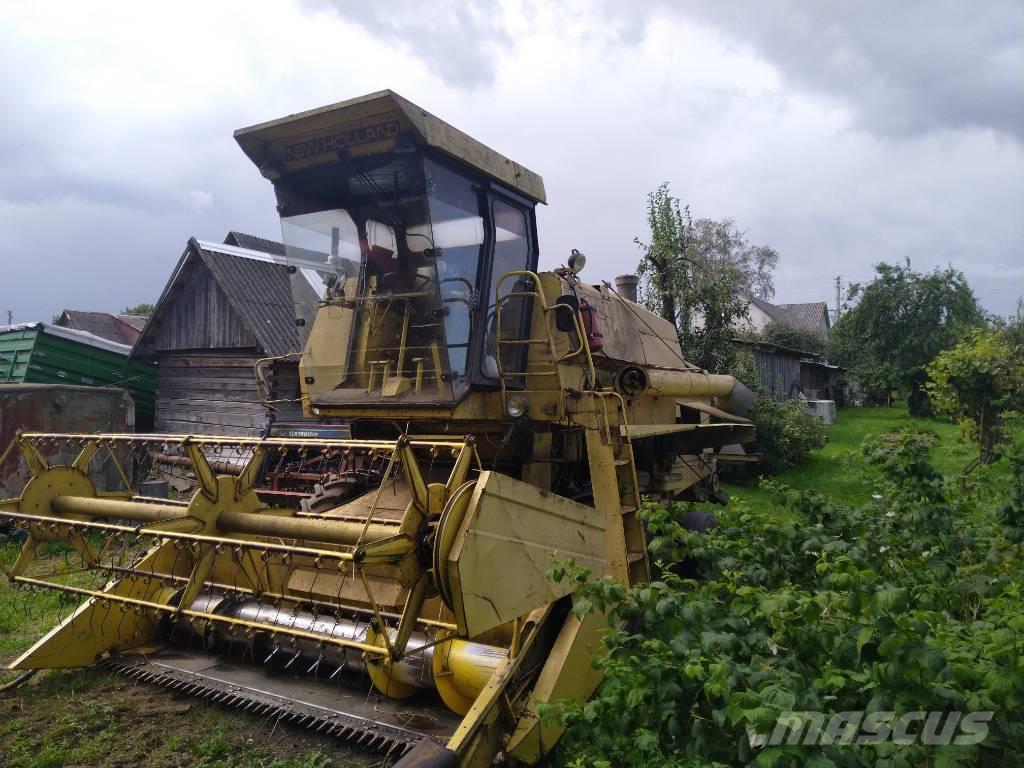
[15,431,465,451]
[434,481,475,611]
[364,623,419,699]
[234,90,547,204]
[584,426,630,584]
[71,441,99,471]
[445,471,606,637]
[207,94,764,766]
[493,270,597,411]
[642,367,737,398]
[506,604,609,763]
[431,630,506,715]
[0,200,759,768]
[443,604,553,764]
[3,508,355,562]
[10,576,391,660]
[11,562,180,669]
[19,439,49,475]
[300,302,355,403]
[44,482,397,548]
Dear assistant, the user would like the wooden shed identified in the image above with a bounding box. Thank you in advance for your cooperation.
[132,234,316,436]
[800,359,846,405]
[733,339,807,402]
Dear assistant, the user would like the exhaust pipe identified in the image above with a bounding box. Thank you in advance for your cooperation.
[614,274,639,303]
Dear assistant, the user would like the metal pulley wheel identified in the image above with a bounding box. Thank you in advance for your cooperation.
[431,480,476,610]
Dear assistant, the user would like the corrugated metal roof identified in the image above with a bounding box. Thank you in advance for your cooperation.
[117,314,148,333]
[134,236,319,358]
[198,242,304,357]
[749,297,783,324]
[1,322,133,356]
[774,302,829,333]
[224,231,286,257]
[749,297,829,334]
[57,310,144,345]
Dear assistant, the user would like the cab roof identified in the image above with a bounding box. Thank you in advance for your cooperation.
[234,90,546,204]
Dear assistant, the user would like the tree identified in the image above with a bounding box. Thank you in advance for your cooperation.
[992,298,1024,348]
[760,319,827,356]
[829,261,984,415]
[926,329,1024,465]
[634,183,779,374]
[122,303,155,317]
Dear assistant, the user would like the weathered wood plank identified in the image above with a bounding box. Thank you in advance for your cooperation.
[159,355,260,368]
[156,407,265,426]
[144,259,260,353]
[156,418,262,437]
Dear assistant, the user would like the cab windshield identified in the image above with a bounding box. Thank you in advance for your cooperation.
[279,157,486,404]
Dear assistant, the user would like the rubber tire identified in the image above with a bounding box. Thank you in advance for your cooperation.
[680,509,718,533]
[672,509,718,581]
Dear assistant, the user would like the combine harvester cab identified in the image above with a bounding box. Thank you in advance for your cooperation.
[0,91,754,767]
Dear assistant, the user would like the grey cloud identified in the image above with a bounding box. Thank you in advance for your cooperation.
[0,0,1020,330]
[316,0,1024,140]
[304,0,511,87]
[305,0,657,89]
[669,0,1024,141]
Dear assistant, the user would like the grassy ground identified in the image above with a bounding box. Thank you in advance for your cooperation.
[721,404,1017,518]
[0,668,353,768]
[0,543,377,768]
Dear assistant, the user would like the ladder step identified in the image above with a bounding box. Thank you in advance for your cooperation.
[614,458,632,466]
[621,506,637,515]
[627,551,646,564]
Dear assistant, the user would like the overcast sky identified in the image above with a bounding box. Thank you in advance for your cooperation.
[1,0,1021,325]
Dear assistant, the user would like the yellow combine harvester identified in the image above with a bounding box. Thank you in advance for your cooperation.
[0,91,754,767]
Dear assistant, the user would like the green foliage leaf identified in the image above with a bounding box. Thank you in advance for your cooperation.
[548,433,1024,768]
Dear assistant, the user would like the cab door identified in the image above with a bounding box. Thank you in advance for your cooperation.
[477,193,538,386]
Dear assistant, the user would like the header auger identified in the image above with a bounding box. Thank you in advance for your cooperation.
[1,90,755,767]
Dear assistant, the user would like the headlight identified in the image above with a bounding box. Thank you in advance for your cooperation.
[506,395,529,419]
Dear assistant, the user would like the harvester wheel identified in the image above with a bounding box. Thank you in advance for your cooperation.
[299,475,363,514]
[680,509,718,533]
[670,509,719,580]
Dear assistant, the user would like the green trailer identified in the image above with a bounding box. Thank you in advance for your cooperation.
[0,323,155,429]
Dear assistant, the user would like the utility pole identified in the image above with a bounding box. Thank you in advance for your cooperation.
[833,276,842,323]
[5,310,11,326]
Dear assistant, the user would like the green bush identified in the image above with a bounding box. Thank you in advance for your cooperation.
[926,329,1024,464]
[543,431,1023,767]
[761,320,827,356]
[746,395,828,474]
